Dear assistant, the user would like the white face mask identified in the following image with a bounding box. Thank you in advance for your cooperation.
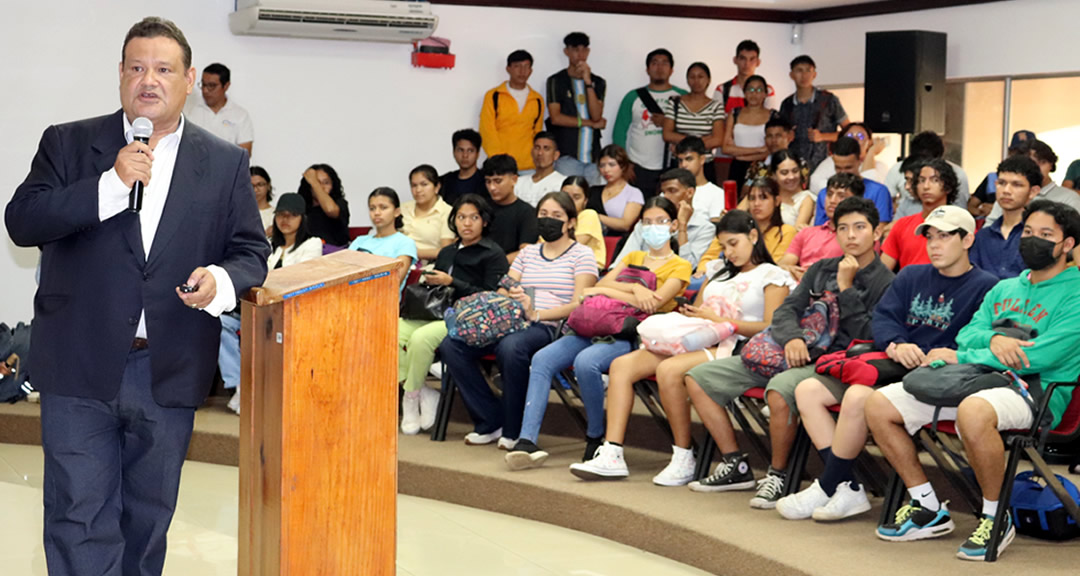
[642,225,672,249]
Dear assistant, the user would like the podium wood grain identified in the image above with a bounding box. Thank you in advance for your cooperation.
[240,250,400,575]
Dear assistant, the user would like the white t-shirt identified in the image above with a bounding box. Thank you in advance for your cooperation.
[184,98,254,146]
[701,263,795,326]
[259,207,274,233]
[693,181,726,220]
[781,190,815,227]
[515,170,565,207]
[506,82,529,113]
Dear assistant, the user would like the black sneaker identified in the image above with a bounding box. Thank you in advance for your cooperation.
[505,439,549,471]
[876,500,956,542]
[688,454,756,492]
[749,470,786,510]
[583,436,604,462]
[957,512,1015,561]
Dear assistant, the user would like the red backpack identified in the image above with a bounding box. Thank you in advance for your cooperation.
[566,265,657,339]
[814,339,907,386]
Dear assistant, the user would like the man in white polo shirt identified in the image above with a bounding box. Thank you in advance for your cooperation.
[185,62,254,155]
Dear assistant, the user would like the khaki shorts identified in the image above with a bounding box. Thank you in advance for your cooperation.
[685,355,844,417]
[877,383,1034,436]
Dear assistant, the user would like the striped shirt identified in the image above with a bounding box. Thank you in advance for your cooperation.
[664,97,726,139]
[511,242,598,313]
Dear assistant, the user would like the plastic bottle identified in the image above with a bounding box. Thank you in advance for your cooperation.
[680,325,721,352]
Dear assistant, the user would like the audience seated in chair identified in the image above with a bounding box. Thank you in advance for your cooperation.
[298,163,351,247]
[970,156,1041,280]
[674,136,725,222]
[743,149,813,231]
[777,205,996,522]
[611,169,714,270]
[441,129,489,207]
[777,173,864,282]
[347,187,417,292]
[697,177,795,281]
[866,199,1080,561]
[570,210,794,484]
[439,192,598,449]
[483,154,539,263]
[514,131,564,207]
[507,196,691,470]
[809,123,888,195]
[985,139,1080,226]
[250,166,274,237]
[399,195,508,435]
[813,137,893,226]
[682,197,892,510]
[880,158,959,271]
[560,176,605,269]
[587,144,645,235]
[886,131,971,220]
[402,164,455,264]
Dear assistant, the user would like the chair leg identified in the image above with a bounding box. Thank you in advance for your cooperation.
[986,435,1027,562]
[430,365,456,442]
[880,471,906,527]
[783,426,812,497]
[695,433,716,480]
[727,399,772,466]
[633,381,676,442]
[553,371,589,436]
[1024,444,1080,524]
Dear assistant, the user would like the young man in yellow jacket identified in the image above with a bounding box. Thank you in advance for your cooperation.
[479,50,545,172]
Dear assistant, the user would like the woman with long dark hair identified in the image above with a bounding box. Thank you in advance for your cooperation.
[250,165,275,236]
[507,196,691,470]
[586,144,644,234]
[662,62,727,183]
[721,75,776,188]
[402,164,455,262]
[696,177,796,277]
[570,210,794,484]
[298,163,351,246]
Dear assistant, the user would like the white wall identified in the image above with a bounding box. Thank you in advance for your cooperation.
[0,1,797,321]
[802,0,1080,85]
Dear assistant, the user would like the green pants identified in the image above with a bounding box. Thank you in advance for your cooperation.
[685,355,843,418]
[398,318,448,391]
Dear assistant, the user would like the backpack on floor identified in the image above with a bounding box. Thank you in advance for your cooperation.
[1010,471,1080,540]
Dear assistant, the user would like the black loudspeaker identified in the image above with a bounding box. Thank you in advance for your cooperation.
[864,30,946,134]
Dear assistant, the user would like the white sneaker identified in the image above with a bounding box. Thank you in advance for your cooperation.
[464,427,503,446]
[497,437,517,451]
[813,481,872,522]
[418,386,440,431]
[569,442,629,480]
[227,390,241,415]
[652,446,697,487]
[428,363,443,380]
[401,391,421,435]
[776,479,830,520]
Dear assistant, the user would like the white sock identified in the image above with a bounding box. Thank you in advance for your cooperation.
[672,445,693,458]
[982,498,999,518]
[908,482,940,511]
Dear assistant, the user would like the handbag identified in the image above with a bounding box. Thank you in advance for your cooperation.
[741,291,840,379]
[400,283,454,321]
[566,265,658,339]
[1010,471,1080,540]
[637,312,737,356]
[815,339,908,387]
[445,291,529,348]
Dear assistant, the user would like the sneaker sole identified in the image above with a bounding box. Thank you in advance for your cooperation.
[956,527,1015,561]
[688,479,756,493]
[652,474,695,487]
[569,465,628,481]
[813,500,872,522]
[877,519,956,542]
[506,451,549,471]
[464,437,497,446]
[749,498,779,510]
[401,426,421,435]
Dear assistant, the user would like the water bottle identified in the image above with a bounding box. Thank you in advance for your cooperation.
[680,325,719,352]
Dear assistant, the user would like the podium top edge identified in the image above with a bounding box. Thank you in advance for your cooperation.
[243,250,401,306]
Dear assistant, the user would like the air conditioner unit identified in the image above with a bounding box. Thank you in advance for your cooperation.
[229,0,438,43]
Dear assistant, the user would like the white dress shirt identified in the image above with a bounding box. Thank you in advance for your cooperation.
[97,114,236,339]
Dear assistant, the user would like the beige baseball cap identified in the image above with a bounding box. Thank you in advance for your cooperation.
[914,205,976,237]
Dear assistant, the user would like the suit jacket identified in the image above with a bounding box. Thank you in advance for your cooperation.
[5,110,270,407]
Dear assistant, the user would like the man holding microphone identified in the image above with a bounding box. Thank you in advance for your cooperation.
[5,17,269,576]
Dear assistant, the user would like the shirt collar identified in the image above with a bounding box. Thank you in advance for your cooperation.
[123,113,185,149]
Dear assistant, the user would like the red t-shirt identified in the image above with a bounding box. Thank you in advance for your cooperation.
[882,213,931,269]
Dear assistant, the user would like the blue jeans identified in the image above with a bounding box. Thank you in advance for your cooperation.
[218,313,242,390]
[554,156,602,186]
[439,323,555,438]
[519,334,633,443]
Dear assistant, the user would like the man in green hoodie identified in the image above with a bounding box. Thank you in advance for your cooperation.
[866,199,1080,562]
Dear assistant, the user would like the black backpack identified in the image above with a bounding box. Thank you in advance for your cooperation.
[0,322,33,403]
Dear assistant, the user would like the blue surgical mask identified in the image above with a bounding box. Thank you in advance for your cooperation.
[641,225,672,250]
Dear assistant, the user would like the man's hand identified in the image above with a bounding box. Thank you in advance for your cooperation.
[577,62,593,83]
[836,255,858,292]
[177,267,218,310]
[785,339,811,368]
[989,334,1033,370]
[808,128,823,143]
[887,342,926,370]
[922,347,959,367]
[650,112,666,127]
[114,141,154,189]
[677,200,693,227]
[586,118,607,130]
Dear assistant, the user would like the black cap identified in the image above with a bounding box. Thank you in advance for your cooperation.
[275,193,306,215]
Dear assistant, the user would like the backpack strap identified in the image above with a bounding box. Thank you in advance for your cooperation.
[636,87,664,115]
[492,90,500,121]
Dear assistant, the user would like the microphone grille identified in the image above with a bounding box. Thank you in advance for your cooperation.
[132,117,154,139]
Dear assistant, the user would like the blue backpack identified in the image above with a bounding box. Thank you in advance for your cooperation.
[1010,471,1080,540]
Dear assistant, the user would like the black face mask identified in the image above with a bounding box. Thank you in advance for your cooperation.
[1019,236,1062,271]
[537,217,566,242]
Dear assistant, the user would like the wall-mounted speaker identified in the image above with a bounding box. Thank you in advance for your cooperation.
[864,30,946,134]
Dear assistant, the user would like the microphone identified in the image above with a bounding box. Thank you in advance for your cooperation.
[129,117,153,212]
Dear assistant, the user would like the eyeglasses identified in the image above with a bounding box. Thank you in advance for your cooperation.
[845,132,867,141]
[642,218,672,226]
[252,182,269,189]
[745,87,766,94]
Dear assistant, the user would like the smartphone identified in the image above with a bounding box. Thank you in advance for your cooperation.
[524,286,536,303]
[179,284,198,293]
[420,270,435,275]
[674,296,689,308]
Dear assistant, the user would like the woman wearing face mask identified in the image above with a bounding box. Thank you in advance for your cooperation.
[562,176,606,268]
[397,194,509,435]
[348,187,417,292]
[722,75,777,189]
[402,164,455,263]
[506,196,692,470]
[697,177,796,278]
[439,192,599,448]
[586,145,644,234]
[663,62,727,183]
[221,193,324,414]
[569,210,794,483]
[758,150,814,231]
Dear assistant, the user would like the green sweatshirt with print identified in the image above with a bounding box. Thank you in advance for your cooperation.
[955,267,1080,428]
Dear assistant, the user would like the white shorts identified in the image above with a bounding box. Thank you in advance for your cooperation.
[877,383,1034,436]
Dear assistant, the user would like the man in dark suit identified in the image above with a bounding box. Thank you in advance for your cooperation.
[5,17,269,576]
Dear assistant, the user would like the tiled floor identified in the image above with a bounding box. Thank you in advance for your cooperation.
[0,443,711,576]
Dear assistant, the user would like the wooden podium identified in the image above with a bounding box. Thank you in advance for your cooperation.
[238,250,401,576]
